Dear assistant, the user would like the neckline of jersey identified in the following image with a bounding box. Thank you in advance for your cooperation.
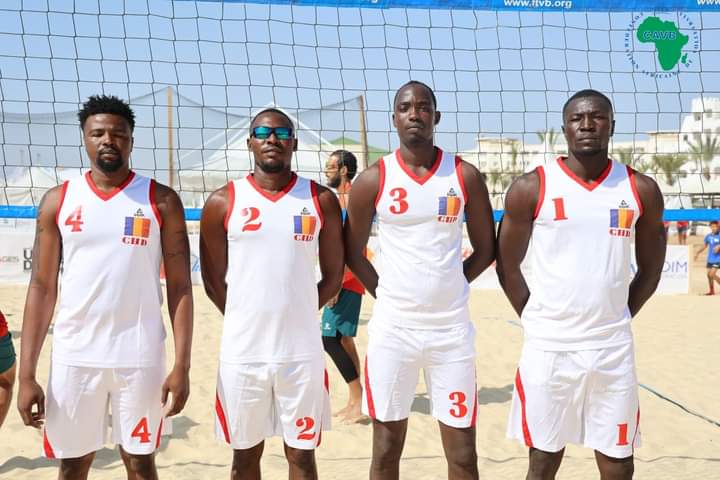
[246,172,298,202]
[556,156,612,192]
[395,147,443,185]
[84,170,136,201]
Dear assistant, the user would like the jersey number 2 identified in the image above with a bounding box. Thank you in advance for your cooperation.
[296,416,316,440]
[64,206,84,232]
[241,207,262,232]
[389,188,409,215]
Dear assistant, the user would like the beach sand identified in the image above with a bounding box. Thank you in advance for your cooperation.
[0,242,717,479]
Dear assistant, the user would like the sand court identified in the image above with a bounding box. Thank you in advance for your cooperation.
[0,256,717,479]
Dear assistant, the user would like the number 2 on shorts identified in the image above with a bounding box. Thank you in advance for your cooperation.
[449,391,468,418]
[296,416,316,440]
[131,417,152,444]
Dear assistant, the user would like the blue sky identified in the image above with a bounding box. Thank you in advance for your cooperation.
[1,0,719,163]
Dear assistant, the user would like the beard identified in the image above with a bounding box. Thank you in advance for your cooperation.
[96,152,124,173]
[326,174,341,189]
[256,158,289,174]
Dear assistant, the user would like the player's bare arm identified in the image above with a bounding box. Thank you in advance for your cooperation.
[17,186,63,428]
[155,183,194,416]
[461,160,496,283]
[344,162,381,298]
[496,170,540,316]
[199,185,230,314]
[628,171,666,317]
[316,184,345,308]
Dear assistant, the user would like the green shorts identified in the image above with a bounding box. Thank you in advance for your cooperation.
[321,289,362,338]
[0,333,16,374]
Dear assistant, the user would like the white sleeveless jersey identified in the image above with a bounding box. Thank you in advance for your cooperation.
[373,149,470,329]
[222,174,323,363]
[522,157,643,351]
[53,172,165,367]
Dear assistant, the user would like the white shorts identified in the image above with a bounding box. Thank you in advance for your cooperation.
[215,356,331,450]
[44,363,167,458]
[507,342,641,459]
[362,321,477,428]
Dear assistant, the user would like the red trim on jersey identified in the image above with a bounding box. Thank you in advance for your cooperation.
[533,166,545,220]
[246,172,297,203]
[470,382,478,427]
[514,369,534,448]
[55,181,69,225]
[556,157,611,192]
[149,180,163,229]
[43,430,56,458]
[455,156,468,203]
[84,170,136,201]
[224,181,235,232]
[215,392,231,444]
[374,159,386,208]
[155,418,164,449]
[395,148,442,185]
[364,356,376,419]
[311,181,324,229]
[631,407,640,451]
[627,166,644,217]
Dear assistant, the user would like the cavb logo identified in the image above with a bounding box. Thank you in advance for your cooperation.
[625,13,699,78]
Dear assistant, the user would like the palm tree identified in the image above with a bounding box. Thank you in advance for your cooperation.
[652,153,687,186]
[537,128,560,154]
[685,133,720,180]
[613,147,644,168]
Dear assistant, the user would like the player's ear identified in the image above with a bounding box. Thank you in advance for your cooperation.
[293,137,298,152]
[434,111,441,125]
[610,119,615,137]
[392,112,397,129]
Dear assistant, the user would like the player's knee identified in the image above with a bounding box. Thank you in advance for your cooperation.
[373,431,404,464]
[232,447,263,470]
[528,449,563,479]
[122,453,156,478]
[446,442,478,473]
[284,447,316,472]
[598,456,634,480]
[59,453,94,477]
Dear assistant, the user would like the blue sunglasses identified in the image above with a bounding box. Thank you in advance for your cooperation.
[251,126,294,140]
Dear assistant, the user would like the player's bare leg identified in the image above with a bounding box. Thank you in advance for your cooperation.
[438,422,478,480]
[231,442,264,480]
[706,267,717,294]
[339,336,364,423]
[119,447,158,480]
[526,447,564,480]
[58,452,95,480]
[283,442,318,480]
[370,419,408,480]
[594,450,634,480]
[0,361,16,427]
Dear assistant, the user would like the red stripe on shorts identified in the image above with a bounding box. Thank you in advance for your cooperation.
[43,430,56,458]
[364,356,376,419]
[155,418,164,449]
[215,392,231,444]
[471,382,478,427]
[631,407,640,452]
[515,369,534,448]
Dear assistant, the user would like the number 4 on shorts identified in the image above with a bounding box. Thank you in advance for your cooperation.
[131,417,152,444]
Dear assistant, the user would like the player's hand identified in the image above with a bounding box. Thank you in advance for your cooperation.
[17,378,46,429]
[713,245,720,254]
[326,293,340,308]
[161,366,190,417]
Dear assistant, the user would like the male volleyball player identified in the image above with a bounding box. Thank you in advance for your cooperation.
[693,219,720,295]
[17,95,194,480]
[0,309,16,429]
[344,81,496,480]
[497,89,666,480]
[200,108,344,480]
[322,149,366,424]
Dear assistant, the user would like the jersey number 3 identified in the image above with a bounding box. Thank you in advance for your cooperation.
[389,188,409,215]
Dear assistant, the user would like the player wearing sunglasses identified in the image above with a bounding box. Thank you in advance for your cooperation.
[200,108,344,480]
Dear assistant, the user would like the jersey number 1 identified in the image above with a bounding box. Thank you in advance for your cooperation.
[552,198,568,221]
[64,206,84,232]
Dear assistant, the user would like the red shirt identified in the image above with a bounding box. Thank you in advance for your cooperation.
[0,311,8,338]
[339,184,365,296]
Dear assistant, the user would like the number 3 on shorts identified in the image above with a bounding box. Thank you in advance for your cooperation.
[296,416,316,440]
[449,391,468,418]
[131,417,152,444]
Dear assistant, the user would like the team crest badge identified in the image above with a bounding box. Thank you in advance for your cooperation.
[609,201,634,237]
[437,188,461,223]
[293,207,317,241]
[122,209,151,246]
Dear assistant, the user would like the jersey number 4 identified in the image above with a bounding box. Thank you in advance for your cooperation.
[64,206,84,232]
[389,187,409,215]
[131,417,152,444]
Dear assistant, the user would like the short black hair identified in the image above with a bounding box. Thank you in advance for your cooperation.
[711,220,719,226]
[562,89,613,119]
[393,80,437,110]
[78,95,135,131]
[331,149,358,180]
[250,108,295,132]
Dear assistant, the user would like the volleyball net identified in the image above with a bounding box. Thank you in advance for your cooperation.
[2,0,720,221]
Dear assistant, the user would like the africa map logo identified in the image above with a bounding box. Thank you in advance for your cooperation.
[625,13,700,78]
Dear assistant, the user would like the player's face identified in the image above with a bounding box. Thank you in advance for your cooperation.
[83,113,133,174]
[712,223,718,234]
[562,96,615,157]
[324,155,343,189]
[392,84,440,146]
[247,112,297,175]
